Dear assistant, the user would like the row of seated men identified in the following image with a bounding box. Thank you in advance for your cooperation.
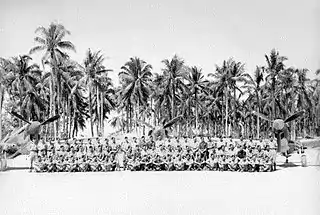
[31,136,277,172]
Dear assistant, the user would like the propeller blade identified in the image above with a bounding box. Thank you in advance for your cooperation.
[10,111,31,124]
[163,115,183,129]
[40,115,60,125]
[284,111,305,123]
[252,111,271,122]
[137,120,154,129]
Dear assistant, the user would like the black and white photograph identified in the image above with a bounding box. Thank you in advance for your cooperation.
[0,0,319,214]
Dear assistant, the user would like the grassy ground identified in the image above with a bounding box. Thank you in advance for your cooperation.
[0,148,319,215]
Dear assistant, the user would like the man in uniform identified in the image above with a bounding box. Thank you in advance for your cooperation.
[269,137,277,171]
[29,139,39,172]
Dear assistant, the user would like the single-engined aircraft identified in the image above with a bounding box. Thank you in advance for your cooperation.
[252,110,305,161]
[0,111,60,158]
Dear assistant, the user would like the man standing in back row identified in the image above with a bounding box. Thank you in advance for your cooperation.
[269,137,277,171]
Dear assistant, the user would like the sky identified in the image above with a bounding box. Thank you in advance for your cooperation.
[0,0,319,85]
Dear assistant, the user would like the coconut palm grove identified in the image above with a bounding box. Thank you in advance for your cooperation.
[0,22,319,141]
[1,2,320,212]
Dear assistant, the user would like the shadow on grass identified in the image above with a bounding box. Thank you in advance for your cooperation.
[278,162,300,168]
[4,166,29,171]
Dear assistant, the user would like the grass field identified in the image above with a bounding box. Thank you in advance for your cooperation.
[0,149,319,215]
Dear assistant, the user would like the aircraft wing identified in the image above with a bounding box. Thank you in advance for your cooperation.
[0,124,29,147]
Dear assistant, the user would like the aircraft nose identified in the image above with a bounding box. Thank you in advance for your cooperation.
[273,119,284,130]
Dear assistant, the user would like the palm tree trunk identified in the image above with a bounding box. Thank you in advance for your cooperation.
[0,87,4,141]
[135,104,138,135]
[56,80,61,138]
[172,83,175,120]
[89,84,94,137]
[100,91,104,137]
[225,86,229,136]
[68,98,72,139]
[271,76,276,121]
[152,98,156,127]
[233,87,236,135]
[172,82,176,135]
[126,104,129,133]
[257,95,260,139]
[136,103,139,136]
[195,90,198,131]
[96,86,99,136]
[49,76,55,139]
[72,112,76,138]
[62,100,66,138]
[129,102,132,132]
[303,116,306,137]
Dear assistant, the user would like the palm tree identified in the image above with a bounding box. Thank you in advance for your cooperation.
[152,73,172,128]
[29,22,75,138]
[161,55,185,120]
[69,83,89,138]
[208,58,247,137]
[311,75,320,136]
[185,66,208,130]
[93,74,115,136]
[243,66,264,138]
[294,68,311,137]
[80,49,111,137]
[119,57,152,134]
[264,49,288,121]
[0,60,9,140]
[0,55,42,121]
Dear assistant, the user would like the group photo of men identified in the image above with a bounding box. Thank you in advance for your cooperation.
[30,136,278,173]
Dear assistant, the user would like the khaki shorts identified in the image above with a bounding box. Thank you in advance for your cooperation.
[29,152,37,161]
[270,150,277,162]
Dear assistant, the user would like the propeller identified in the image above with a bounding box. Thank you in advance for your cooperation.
[10,111,31,124]
[10,110,60,137]
[251,111,271,122]
[41,115,60,125]
[284,110,305,123]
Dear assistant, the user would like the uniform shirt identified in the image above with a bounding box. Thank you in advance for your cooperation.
[269,141,277,150]
[30,142,38,152]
